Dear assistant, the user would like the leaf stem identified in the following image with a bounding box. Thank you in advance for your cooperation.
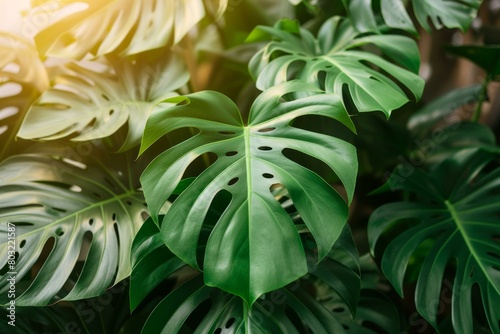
[472,74,491,122]
[243,299,249,332]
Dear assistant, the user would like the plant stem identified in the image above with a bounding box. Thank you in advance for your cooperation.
[472,74,491,122]
[243,300,251,332]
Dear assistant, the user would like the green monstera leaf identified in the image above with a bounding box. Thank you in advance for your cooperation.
[247,17,424,117]
[33,0,228,58]
[0,280,149,334]
[0,33,48,161]
[0,145,147,306]
[18,51,188,151]
[132,218,361,333]
[140,81,357,305]
[368,148,500,333]
[345,0,482,34]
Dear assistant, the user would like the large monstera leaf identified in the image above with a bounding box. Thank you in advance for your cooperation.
[0,33,48,161]
[368,148,500,333]
[344,0,482,34]
[0,145,147,305]
[140,81,357,305]
[247,17,424,117]
[132,218,362,333]
[33,0,228,58]
[18,51,188,151]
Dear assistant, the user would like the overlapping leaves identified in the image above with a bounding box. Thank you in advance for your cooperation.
[18,51,188,151]
[0,280,144,334]
[0,33,48,161]
[132,218,362,333]
[344,0,482,34]
[0,145,146,305]
[369,147,500,333]
[247,17,424,117]
[140,81,357,305]
[33,0,228,58]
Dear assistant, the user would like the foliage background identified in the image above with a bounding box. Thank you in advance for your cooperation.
[0,0,499,333]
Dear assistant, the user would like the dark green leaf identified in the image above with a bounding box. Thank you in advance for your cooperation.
[130,217,185,311]
[369,148,500,333]
[139,226,361,333]
[446,45,500,77]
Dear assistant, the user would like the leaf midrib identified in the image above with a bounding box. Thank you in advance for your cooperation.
[244,126,252,298]
[444,199,494,287]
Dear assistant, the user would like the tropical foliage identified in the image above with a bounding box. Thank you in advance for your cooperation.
[0,0,499,333]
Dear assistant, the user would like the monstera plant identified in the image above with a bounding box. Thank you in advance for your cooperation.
[1,0,498,333]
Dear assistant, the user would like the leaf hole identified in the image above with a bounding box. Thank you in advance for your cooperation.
[109,109,115,116]
[333,306,345,313]
[113,223,120,247]
[0,107,19,121]
[214,329,222,334]
[218,131,235,135]
[89,219,94,226]
[30,237,55,279]
[317,70,326,91]
[258,127,276,133]
[13,222,34,227]
[101,94,110,101]
[197,191,232,268]
[93,192,102,199]
[0,82,22,99]
[62,158,87,170]
[262,173,274,179]
[182,152,218,179]
[225,151,238,157]
[20,240,26,248]
[342,324,350,330]
[487,252,500,260]
[56,228,64,237]
[112,213,117,221]
[228,177,239,186]
[126,200,133,206]
[2,62,20,74]
[258,146,272,151]
[69,185,82,192]
[225,317,235,328]
[104,177,115,188]
[492,235,500,242]
[52,207,67,213]
[180,298,212,331]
